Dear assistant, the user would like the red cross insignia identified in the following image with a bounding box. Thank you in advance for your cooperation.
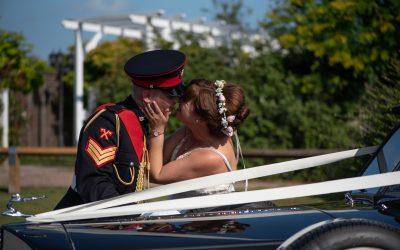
[100,128,113,140]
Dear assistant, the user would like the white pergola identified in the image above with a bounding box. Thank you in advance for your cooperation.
[62,10,269,145]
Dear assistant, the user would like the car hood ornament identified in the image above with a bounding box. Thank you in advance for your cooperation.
[2,193,46,217]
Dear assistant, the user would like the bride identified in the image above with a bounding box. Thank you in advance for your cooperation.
[142,78,250,198]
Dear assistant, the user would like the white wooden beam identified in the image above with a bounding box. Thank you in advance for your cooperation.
[62,20,79,30]
[85,32,103,53]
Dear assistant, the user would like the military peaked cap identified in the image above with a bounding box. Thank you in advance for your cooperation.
[124,49,187,96]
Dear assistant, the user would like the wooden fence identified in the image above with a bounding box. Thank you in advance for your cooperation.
[0,147,339,193]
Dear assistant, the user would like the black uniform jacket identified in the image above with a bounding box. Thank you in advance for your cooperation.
[55,96,148,210]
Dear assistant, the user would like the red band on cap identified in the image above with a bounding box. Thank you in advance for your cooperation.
[132,74,183,88]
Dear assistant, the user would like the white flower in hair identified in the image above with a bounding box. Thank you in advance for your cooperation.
[214,79,234,137]
[215,80,225,88]
[227,115,236,122]
[221,117,228,127]
[226,126,234,137]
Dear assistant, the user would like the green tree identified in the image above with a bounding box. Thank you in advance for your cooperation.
[197,0,355,151]
[265,0,400,100]
[205,0,252,29]
[0,30,46,92]
[250,0,400,180]
[253,0,400,150]
[359,57,400,146]
[0,30,47,145]
[84,37,144,104]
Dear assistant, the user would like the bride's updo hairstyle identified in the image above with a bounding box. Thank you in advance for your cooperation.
[181,78,250,138]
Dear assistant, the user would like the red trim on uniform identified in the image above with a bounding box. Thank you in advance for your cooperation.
[118,110,144,161]
[132,74,183,88]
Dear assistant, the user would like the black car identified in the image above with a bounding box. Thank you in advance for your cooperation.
[1,116,400,249]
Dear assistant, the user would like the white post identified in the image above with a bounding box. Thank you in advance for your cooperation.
[74,24,85,145]
[1,88,9,147]
[145,17,155,50]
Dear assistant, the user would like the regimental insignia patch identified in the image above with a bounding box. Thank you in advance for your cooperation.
[100,128,113,140]
[85,137,117,168]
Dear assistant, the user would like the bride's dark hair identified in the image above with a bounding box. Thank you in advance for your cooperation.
[181,78,250,138]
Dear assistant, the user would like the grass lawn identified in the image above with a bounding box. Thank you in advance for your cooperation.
[0,187,67,225]
[1,186,344,226]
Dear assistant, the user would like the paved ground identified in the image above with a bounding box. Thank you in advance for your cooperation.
[0,164,73,188]
[0,163,301,189]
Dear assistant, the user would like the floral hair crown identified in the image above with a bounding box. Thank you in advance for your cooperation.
[214,80,235,137]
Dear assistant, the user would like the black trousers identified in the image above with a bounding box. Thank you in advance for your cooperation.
[54,187,84,210]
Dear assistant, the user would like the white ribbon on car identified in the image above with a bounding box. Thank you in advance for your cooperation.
[29,171,400,222]
[28,145,400,223]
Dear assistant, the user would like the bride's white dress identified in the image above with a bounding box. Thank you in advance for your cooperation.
[141,138,235,217]
[169,138,235,199]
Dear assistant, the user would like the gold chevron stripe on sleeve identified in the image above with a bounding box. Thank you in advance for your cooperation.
[88,141,116,158]
[85,138,117,167]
